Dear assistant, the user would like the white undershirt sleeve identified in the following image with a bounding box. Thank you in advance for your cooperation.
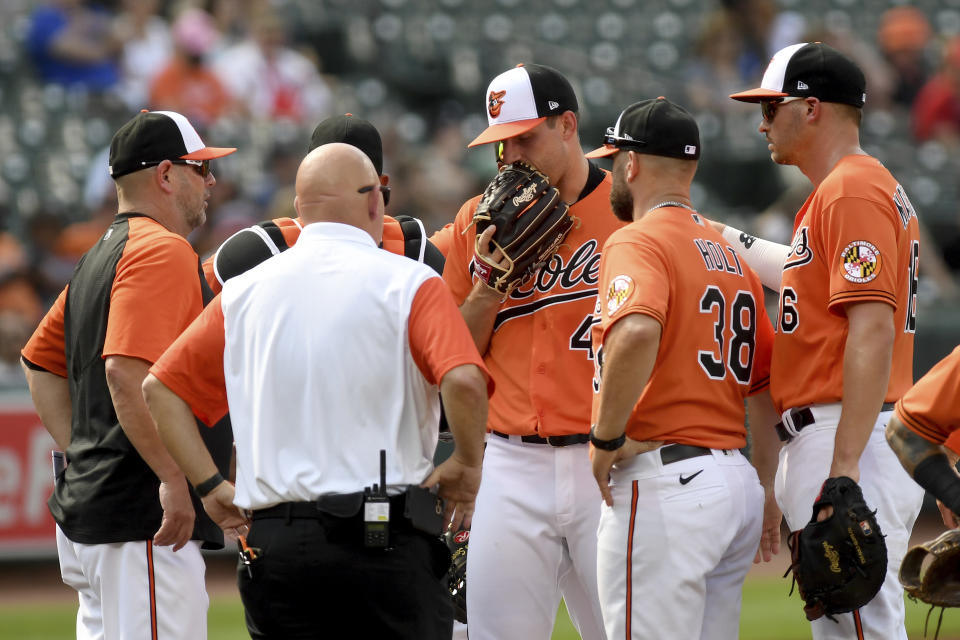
[721,225,790,290]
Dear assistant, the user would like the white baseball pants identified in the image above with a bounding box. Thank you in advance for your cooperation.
[56,525,208,640]
[466,435,606,640]
[597,447,763,640]
[775,404,925,640]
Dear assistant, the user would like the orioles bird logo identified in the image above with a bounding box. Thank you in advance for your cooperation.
[488,90,506,118]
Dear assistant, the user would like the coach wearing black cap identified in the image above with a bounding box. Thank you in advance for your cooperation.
[21,110,235,639]
[585,97,779,640]
[717,43,926,639]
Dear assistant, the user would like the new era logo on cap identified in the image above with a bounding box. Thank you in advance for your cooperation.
[685,144,697,155]
[108,110,235,179]
[468,64,579,147]
[730,42,866,107]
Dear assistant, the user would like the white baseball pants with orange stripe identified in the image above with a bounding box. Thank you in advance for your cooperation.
[56,525,208,639]
[597,448,762,640]
[466,435,606,640]
[775,404,925,640]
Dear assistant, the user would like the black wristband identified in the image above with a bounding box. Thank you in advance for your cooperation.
[589,426,626,451]
[914,454,960,515]
[194,472,224,498]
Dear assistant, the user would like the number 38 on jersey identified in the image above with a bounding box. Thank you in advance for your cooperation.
[697,286,757,384]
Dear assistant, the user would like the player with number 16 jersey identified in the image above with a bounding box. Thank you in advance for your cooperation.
[772,154,919,414]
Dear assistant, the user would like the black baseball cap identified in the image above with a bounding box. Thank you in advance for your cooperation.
[109,110,236,179]
[468,63,579,147]
[309,114,383,175]
[730,42,866,107]
[585,97,700,160]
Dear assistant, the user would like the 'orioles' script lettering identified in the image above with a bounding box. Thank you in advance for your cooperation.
[509,239,602,299]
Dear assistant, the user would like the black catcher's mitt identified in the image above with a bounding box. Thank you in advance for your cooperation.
[445,528,469,624]
[786,476,887,621]
[472,161,576,295]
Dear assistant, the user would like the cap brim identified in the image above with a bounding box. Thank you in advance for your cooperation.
[467,118,546,148]
[584,145,618,159]
[182,146,238,160]
[729,88,789,103]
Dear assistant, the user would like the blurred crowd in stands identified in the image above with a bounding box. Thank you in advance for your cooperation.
[1,0,960,388]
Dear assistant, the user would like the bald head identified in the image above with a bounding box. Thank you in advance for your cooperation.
[294,143,384,242]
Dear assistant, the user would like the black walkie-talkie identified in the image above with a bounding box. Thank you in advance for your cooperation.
[363,449,390,548]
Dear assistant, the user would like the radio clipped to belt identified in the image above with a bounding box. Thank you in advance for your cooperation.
[364,450,391,548]
[363,449,446,549]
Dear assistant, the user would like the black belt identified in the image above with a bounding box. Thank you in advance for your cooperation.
[491,430,590,447]
[775,402,895,443]
[252,492,406,521]
[659,443,714,465]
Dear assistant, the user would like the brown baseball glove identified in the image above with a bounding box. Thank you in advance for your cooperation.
[900,529,960,608]
[471,161,575,295]
[900,528,960,640]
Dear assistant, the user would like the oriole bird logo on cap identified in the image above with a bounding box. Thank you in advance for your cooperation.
[488,90,506,118]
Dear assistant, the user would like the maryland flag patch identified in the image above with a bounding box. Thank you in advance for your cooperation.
[840,241,881,283]
[606,275,634,315]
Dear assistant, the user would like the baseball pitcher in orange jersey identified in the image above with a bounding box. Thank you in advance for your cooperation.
[443,63,625,640]
[585,97,779,640]
[722,43,926,639]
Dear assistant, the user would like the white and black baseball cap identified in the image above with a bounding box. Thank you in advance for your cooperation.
[109,110,236,179]
[585,97,700,160]
[467,63,579,148]
[730,42,866,107]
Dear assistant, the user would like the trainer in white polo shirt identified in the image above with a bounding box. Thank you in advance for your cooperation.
[143,143,492,640]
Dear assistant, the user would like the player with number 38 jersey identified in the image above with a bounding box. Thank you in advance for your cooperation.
[772,155,919,413]
[590,211,774,446]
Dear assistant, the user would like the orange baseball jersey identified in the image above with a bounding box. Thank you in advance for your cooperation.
[202,215,440,294]
[150,277,489,427]
[442,168,625,436]
[771,155,920,412]
[23,216,204,373]
[430,223,454,258]
[590,207,774,449]
[894,345,960,455]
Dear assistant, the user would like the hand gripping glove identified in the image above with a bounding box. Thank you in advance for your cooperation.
[445,528,469,624]
[785,476,887,622]
[471,161,576,295]
[899,529,960,638]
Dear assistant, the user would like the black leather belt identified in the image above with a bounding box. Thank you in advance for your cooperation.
[491,430,590,447]
[775,402,895,443]
[252,492,405,521]
[659,443,713,465]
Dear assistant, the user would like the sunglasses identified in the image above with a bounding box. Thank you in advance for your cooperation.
[600,126,647,152]
[760,96,805,123]
[141,159,211,178]
[358,184,391,207]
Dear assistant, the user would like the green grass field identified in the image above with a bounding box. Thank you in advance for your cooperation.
[2,576,960,639]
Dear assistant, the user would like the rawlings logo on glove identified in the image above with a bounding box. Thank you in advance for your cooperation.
[471,161,576,295]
